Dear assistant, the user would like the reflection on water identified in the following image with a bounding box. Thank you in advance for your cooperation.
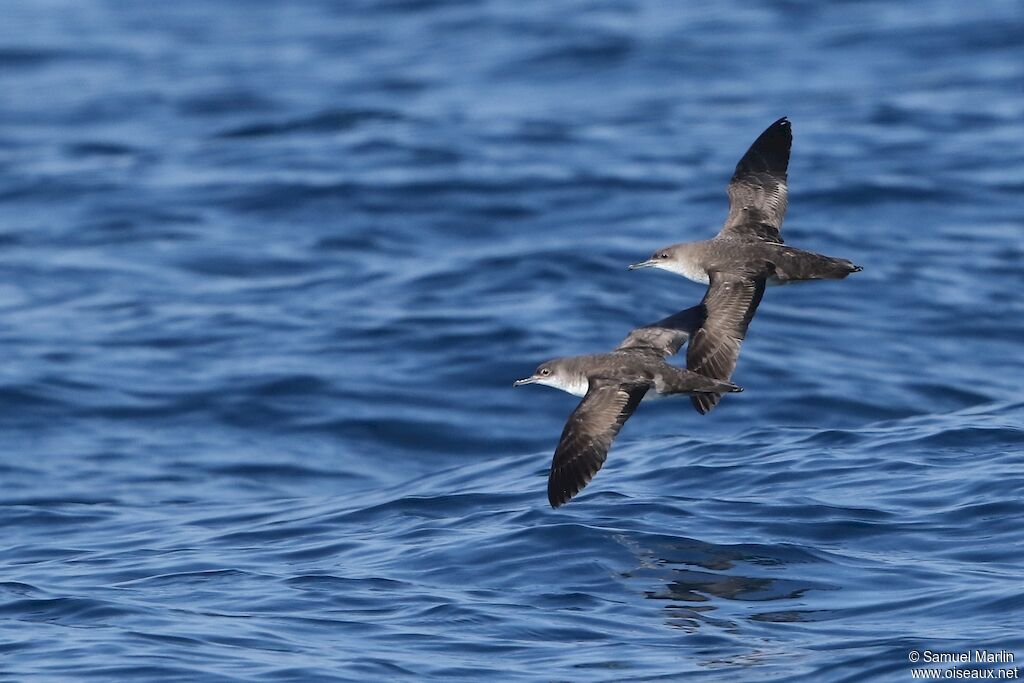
[629,537,833,633]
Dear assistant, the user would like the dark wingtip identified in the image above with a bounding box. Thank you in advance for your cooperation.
[771,117,792,143]
[547,477,572,508]
[852,265,863,273]
[735,117,792,178]
[764,117,791,138]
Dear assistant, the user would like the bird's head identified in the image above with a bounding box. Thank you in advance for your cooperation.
[513,358,587,396]
[628,243,689,274]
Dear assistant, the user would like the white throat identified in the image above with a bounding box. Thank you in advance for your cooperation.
[658,256,709,285]
[537,374,589,397]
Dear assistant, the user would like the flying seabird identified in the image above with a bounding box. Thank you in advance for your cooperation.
[514,306,740,508]
[629,117,862,414]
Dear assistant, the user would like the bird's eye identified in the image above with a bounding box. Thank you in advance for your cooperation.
[540,368,550,376]
[658,252,668,259]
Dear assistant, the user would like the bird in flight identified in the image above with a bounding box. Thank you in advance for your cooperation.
[514,306,741,507]
[629,117,862,414]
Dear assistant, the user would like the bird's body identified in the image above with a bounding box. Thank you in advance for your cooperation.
[524,349,736,399]
[630,117,861,414]
[657,237,861,287]
[515,306,740,507]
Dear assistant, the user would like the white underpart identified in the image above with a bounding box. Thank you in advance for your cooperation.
[536,374,589,397]
[657,258,709,285]
[538,374,667,401]
[663,257,787,286]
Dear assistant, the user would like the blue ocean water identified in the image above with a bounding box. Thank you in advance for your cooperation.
[1,0,1022,680]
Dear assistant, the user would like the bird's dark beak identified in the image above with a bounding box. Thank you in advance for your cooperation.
[628,259,656,270]
[513,376,538,387]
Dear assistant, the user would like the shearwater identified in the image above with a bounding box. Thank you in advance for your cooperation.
[629,117,862,414]
[514,306,740,508]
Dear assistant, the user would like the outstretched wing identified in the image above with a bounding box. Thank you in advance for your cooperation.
[719,117,791,244]
[616,305,706,358]
[548,380,648,508]
[686,272,765,414]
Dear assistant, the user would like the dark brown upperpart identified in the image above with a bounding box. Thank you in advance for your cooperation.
[721,117,792,244]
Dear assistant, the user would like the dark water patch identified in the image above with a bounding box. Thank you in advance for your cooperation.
[750,608,837,623]
[315,234,383,251]
[646,569,826,603]
[0,178,122,203]
[894,425,1024,450]
[0,497,118,507]
[0,582,43,597]
[177,90,281,117]
[207,463,360,483]
[802,180,954,206]
[216,108,404,139]
[116,568,257,587]
[516,33,635,71]
[174,254,315,279]
[64,141,141,158]
[354,75,435,94]
[0,385,66,410]
[358,0,472,14]
[0,596,135,624]
[349,139,463,165]
[0,47,120,68]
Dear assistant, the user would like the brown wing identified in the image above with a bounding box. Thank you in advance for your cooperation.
[720,117,791,244]
[616,305,706,358]
[686,272,765,414]
[547,380,648,508]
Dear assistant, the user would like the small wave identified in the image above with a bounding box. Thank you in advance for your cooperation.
[216,108,404,139]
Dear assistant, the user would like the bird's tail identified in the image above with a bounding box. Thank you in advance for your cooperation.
[775,251,862,282]
[689,377,742,415]
[816,257,862,279]
[659,365,742,396]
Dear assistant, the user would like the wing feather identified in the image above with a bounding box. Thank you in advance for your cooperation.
[547,380,648,507]
[686,272,765,414]
[615,305,706,358]
[720,117,791,243]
